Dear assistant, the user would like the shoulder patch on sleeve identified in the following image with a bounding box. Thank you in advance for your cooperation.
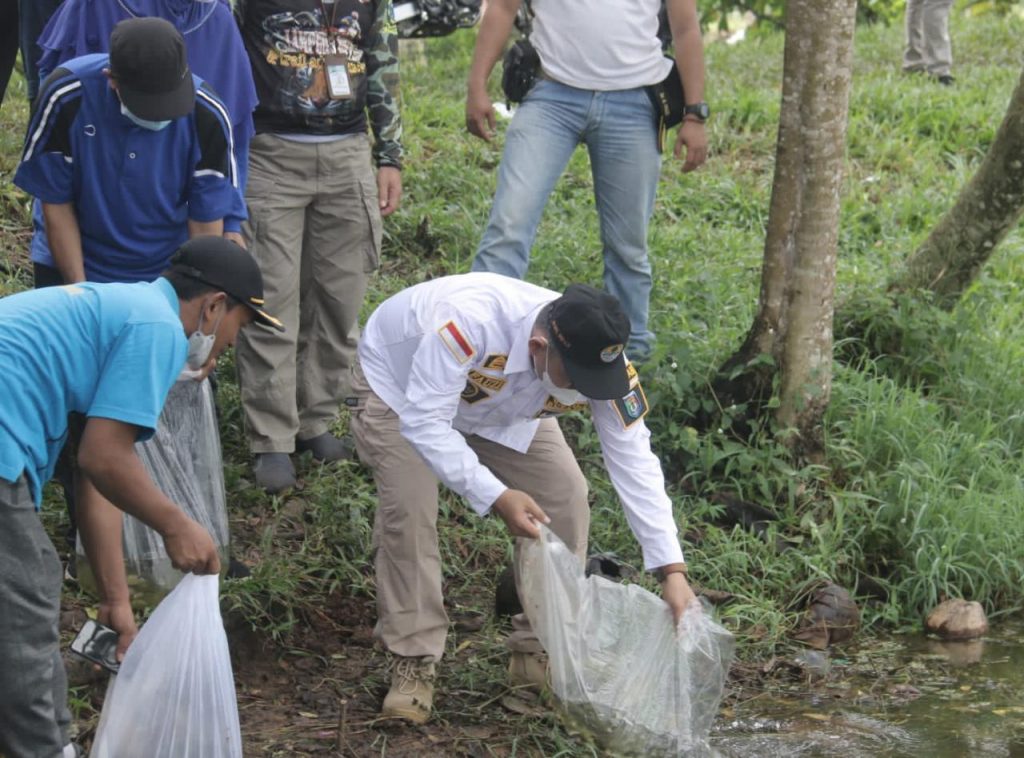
[609,384,649,428]
[438,320,475,364]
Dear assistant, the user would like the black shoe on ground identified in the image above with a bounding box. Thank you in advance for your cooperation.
[295,433,354,463]
[226,556,252,580]
[936,74,955,86]
[253,452,296,494]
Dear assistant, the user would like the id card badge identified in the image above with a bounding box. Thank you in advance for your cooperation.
[324,53,353,100]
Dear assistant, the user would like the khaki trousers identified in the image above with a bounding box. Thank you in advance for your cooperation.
[236,134,382,454]
[903,0,954,77]
[349,364,590,661]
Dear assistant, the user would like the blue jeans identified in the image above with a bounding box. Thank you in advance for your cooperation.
[473,78,662,360]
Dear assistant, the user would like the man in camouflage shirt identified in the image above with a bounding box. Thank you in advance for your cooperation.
[235,0,403,492]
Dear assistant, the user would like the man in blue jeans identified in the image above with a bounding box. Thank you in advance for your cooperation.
[465,0,709,362]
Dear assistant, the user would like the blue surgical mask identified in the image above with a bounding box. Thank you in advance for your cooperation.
[120,102,172,131]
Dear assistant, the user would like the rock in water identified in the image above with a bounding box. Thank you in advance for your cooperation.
[925,599,989,640]
[792,582,861,649]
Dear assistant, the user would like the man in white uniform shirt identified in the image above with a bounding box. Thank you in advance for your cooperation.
[351,273,695,723]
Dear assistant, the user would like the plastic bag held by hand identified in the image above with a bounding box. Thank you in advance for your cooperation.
[91,574,242,758]
[516,526,734,757]
[76,379,231,604]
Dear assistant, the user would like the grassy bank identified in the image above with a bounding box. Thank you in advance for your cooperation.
[2,13,1024,754]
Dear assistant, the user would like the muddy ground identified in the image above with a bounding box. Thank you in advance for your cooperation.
[60,570,576,757]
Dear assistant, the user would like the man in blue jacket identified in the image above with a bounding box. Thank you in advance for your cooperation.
[14,17,241,286]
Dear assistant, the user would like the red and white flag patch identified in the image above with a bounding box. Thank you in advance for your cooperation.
[438,320,475,364]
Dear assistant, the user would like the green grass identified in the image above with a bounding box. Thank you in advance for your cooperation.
[3,13,1024,753]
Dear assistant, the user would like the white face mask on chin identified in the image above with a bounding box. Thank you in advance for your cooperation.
[178,300,224,381]
[537,343,586,406]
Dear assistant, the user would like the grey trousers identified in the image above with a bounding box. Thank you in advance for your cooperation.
[903,0,954,77]
[236,133,382,454]
[0,476,70,758]
[349,364,590,662]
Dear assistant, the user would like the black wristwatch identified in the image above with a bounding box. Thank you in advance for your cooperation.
[682,102,710,122]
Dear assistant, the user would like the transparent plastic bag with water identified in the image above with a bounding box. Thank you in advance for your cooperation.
[76,379,230,606]
[516,526,735,757]
[90,573,242,757]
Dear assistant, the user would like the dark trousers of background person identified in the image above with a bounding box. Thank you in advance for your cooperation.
[0,0,17,104]
[20,0,63,102]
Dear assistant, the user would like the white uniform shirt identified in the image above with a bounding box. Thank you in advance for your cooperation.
[530,0,674,91]
[359,273,685,570]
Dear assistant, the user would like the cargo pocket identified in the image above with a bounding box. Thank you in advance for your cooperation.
[359,177,383,274]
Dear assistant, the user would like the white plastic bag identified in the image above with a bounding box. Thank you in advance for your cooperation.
[516,526,734,757]
[77,379,230,604]
[90,574,242,758]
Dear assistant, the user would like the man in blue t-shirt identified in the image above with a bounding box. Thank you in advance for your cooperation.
[0,237,283,758]
[13,17,240,285]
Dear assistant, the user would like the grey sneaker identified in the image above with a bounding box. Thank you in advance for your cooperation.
[253,453,296,494]
[382,656,436,724]
[295,433,354,462]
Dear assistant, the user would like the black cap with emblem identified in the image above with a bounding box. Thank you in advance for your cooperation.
[167,237,285,332]
[546,284,630,400]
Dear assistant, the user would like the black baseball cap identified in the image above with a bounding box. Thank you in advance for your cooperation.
[546,284,631,400]
[109,17,195,122]
[167,237,285,332]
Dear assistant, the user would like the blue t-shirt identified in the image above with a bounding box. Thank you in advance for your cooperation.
[14,54,240,283]
[0,278,187,504]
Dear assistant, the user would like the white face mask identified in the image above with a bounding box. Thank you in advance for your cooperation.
[180,300,224,379]
[120,102,171,131]
[537,343,586,406]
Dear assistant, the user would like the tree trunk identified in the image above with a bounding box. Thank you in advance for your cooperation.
[699,0,856,459]
[890,66,1024,307]
[773,0,856,455]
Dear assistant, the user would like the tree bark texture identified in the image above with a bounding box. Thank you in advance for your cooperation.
[773,0,857,452]
[891,66,1024,307]
[707,0,856,458]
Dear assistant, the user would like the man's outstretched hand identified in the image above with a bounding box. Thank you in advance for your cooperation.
[492,489,550,538]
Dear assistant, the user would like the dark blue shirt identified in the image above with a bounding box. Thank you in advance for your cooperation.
[15,54,239,283]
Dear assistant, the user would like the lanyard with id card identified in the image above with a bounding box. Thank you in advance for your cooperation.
[324,53,353,100]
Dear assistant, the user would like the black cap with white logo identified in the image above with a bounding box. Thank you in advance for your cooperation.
[167,237,285,332]
[546,284,630,400]
[109,17,195,122]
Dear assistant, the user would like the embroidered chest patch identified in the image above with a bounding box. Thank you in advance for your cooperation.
[460,359,510,405]
[536,396,589,418]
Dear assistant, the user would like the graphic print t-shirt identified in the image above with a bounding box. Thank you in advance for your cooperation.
[239,0,379,135]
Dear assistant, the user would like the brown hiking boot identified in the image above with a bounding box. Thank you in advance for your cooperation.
[382,656,436,724]
[508,650,549,691]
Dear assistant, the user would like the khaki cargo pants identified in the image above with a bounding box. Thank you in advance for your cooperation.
[236,134,382,454]
[350,364,590,661]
